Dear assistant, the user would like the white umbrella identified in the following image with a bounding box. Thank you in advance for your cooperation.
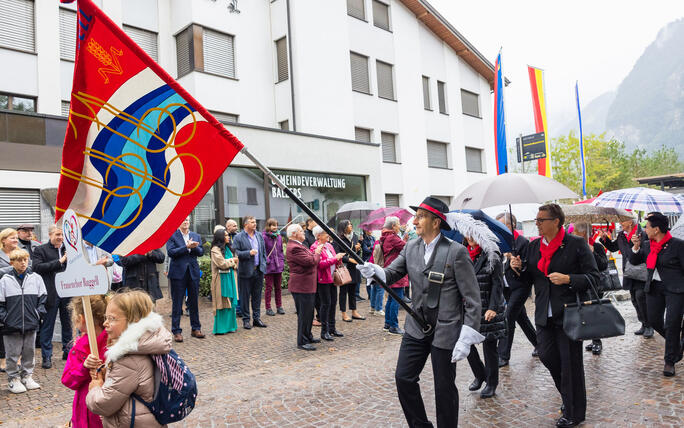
[591,187,684,213]
[671,216,684,239]
[452,173,579,209]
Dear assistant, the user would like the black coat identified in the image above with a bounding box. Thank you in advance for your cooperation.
[521,233,600,327]
[32,242,67,308]
[304,229,316,250]
[472,250,506,340]
[504,235,532,290]
[333,233,361,284]
[118,249,165,301]
[629,236,684,293]
[600,225,648,290]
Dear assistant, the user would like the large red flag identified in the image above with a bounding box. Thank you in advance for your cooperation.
[56,0,243,255]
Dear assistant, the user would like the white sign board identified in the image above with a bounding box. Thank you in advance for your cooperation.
[55,209,110,297]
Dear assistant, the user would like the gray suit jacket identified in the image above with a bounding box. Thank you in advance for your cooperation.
[384,234,482,350]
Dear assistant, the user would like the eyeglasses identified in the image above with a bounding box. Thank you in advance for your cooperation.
[104,316,120,323]
[415,213,436,221]
[534,217,556,224]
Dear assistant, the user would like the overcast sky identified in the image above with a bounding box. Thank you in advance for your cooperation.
[429,0,684,139]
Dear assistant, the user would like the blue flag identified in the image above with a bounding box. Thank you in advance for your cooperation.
[575,81,587,198]
[493,52,507,174]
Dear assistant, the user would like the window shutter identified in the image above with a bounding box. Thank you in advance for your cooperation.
[437,81,447,114]
[347,0,365,20]
[246,188,258,205]
[461,89,480,117]
[0,189,41,226]
[350,52,370,93]
[422,76,431,110]
[276,37,288,82]
[175,26,193,77]
[123,25,158,62]
[0,0,35,52]
[211,111,238,124]
[354,127,371,143]
[465,147,484,172]
[61,101,70,117]
[226,186,238,203]
[59,8,76,61]
[203,28,235,78]
[381,132,396,162]
[385,194,400,208]
[372,1,390,30]
[427,140,448,168]
[376,60,394,100]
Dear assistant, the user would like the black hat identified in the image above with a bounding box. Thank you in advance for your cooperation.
[409,197,451,231]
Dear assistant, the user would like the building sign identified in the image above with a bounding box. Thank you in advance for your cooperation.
[516,132,547,162]
[271,173,347,199]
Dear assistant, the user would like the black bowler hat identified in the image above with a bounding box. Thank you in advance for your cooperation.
[409,197,452,231]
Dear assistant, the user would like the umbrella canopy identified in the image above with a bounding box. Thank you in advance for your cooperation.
[359,207,414,230]
[452,173,579,209]
[591,187,684,213]
[671,216,684,240]
[443,209,514,253]
[330,201,382,227]
[561,204,634,225]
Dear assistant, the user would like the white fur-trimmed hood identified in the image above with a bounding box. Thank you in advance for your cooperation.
[105,312,171,364]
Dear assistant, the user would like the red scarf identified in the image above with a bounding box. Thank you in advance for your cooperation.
[625,225,637,242]
[538,227,565,275]
[646,231,672,270]
[513,230,521,240]
[468,245,482,261]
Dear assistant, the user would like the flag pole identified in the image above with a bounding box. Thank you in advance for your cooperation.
[240,147,433,335]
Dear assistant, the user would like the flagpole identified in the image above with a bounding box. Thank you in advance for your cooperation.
[240,147,433,335]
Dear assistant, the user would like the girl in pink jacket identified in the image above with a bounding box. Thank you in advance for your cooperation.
[62,295,109,428]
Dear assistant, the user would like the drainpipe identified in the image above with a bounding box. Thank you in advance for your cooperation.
[286,0,297,131]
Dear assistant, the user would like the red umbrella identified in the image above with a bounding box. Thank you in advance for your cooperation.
[574,190,603,205]
[360,207,413,230]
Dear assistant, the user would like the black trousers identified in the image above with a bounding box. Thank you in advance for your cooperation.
[238,271,264,322]
[467,338,499,387]
[292,292,315,346]
[169,270,201,335]
[646,281,684,364]
[314,289,321,320]
[627,279,650,327]
[498,287,538,360]
[317,283,337,335]
[537,321,586,422]
[395,333,459,428]
[338,281,357,312]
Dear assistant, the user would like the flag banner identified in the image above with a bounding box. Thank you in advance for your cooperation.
[56,0,243,256]
[527,66,551,177]
[493,52,508,174]
[575,81,587,198]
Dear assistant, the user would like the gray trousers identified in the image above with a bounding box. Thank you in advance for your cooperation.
[3,331,36,380]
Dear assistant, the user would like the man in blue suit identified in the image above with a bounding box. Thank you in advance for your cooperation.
[233,215,267,329]
[166,217,205,342]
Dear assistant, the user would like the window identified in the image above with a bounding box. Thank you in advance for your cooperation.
[226,186,238,203]
[385,194,400,208]
[347,0,365,20]
[211,111,239,124]
[275,37,289,82]
[381,132,397,163]
[279,120,289,131]
[61,101,70,117]
[203,28,236,78]
[59,8,76,61]
[422,76,431,110]
[350,52,370,94]
[0,0,35,53]
[461,89,480,117]
[354,127,371,143]
[372,1,390,31]
[376,60,395,100]
[427,140,449,169]
[0,92,36,112]
[0,189,41,229]
[123,25,158,62]
[465,147,484,173]
[175,26,194,78]
[246,188,258,205]
[437,81,448,114]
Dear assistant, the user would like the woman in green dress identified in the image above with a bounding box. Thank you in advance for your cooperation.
[210,228,239,334]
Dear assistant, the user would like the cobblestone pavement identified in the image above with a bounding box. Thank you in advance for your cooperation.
[1,290,682,427]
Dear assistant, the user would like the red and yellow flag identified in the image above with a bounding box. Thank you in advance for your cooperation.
[527,66,551,177]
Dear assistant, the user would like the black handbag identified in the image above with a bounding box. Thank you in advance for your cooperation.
[562,281,625,341]
[597,259,622,292]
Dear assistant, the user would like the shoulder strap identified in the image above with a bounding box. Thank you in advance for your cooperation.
[421,237,452,329]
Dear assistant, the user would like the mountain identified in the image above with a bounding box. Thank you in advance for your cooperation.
[558,90,616,137]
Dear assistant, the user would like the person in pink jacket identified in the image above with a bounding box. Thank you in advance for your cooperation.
[310,226,344,342]
[61,295,109,428]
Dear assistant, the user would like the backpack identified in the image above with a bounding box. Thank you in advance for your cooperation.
[131,349,198,425]
[372,241,384,268]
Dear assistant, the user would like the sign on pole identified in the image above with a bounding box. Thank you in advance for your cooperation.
[516,132,547,162]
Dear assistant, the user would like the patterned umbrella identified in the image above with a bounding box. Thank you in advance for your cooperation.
[591,187,684,213]
[671,216,684,240]
[359,207,413,230]
[561,204,634,224]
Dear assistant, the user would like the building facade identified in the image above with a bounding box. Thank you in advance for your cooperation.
[0,0,497,239]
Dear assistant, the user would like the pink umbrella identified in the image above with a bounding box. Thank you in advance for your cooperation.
[360,207,413,230]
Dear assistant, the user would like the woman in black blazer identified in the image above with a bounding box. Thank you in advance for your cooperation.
[332,220,365,322]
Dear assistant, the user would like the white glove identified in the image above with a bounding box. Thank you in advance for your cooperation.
[451,324,485,362]
[356,262,386,282]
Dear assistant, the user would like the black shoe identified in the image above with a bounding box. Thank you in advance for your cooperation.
[532,348,539,357]
[401,296,412,304]
[355,295,365,301]
[321,332,334,341]
[663,363,675,377]
[498,358,509,367]
[585,342,594,351]
[308,337,321,344]
[253,319,267,328]
[634,325,645,335]
[331,330,344,337]
[643,327,654,338]
[266,309,276,316]
[592,341,602,355]
[62,350,69,361]
[41,360,52,369]
[388,326,404,335]
[298,344,316,351]
[383,324,390,331]
[556,417,580,427]
[277,307,285,315]
[243,320,252,330]
[468,378,484,391]
[480,384,496,398]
